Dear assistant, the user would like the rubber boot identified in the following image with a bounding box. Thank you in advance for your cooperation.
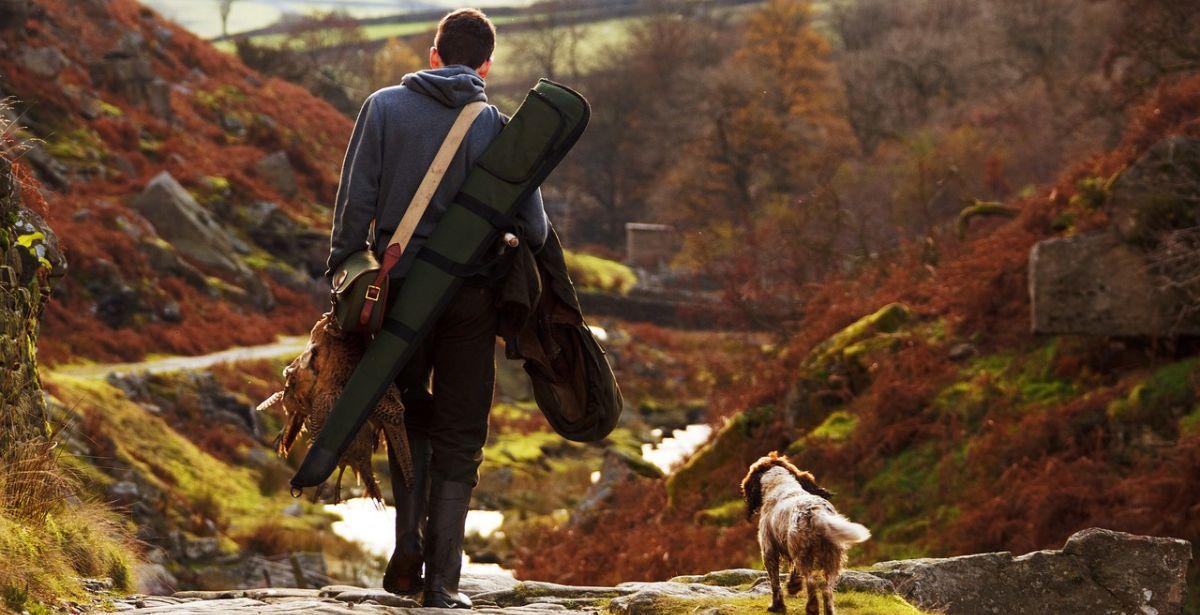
[383,432,431,594]
[421,479,474,609]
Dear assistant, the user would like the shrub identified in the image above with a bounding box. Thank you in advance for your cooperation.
[563,250,638,295]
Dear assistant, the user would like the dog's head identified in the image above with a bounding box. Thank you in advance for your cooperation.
[740,451,834,521]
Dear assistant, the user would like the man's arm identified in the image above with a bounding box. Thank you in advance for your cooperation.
[520,187,549,251]
[326,95,385,280]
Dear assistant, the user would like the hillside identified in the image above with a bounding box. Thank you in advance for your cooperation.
[0,0,350,364]
[516,70,1200,607]
[2,0,1197,612]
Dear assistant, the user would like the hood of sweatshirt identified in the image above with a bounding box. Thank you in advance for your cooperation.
[402,65,488,108]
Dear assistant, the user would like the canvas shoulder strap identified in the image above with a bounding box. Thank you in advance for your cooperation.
[385,100,488,254]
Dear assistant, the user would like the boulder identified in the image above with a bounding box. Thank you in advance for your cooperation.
[677,568,893,597]
[19,46,69,78]
[134,562,178,596]
[835,569,895,595]
[81,258,146,328]
[138,237,208,289]
[1109,136,1200,244]
[186,553,332,591]
[459,570,521,596]
[109,371,258,435]
[131,172,243,274]
[255,151,299,198]
[866,527,1192,615]
[572,449,647,523]
[244,201,326,277]
[669,569,764,587]
[23,141,71,188]
[1029,231,1199,335]
[107,480,140,505]
[89,32,173,119]
[180,536,221,562]
[131,173,275,309]
[189,371,258,435]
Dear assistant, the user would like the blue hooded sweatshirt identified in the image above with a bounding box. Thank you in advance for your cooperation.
[326,65,547,280]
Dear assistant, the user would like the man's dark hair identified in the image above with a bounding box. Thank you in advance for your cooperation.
[434,9,496,69]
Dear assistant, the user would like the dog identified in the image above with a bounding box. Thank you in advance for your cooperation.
[741,452,870,614]
[258,312,413,500]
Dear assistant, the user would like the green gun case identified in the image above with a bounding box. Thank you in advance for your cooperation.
[292,79,591,490]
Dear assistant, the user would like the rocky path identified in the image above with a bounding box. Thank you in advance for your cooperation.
[51,336,308,379]
[99,529,1192,615]
[106,569,899,614]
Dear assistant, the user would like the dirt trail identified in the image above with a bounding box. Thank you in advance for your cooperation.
[51,336,308,380]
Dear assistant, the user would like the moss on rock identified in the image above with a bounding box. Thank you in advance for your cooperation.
[809,410,858,442]
[611,447,666,479]
[666,405,773,509]
[802,303,913,376]
[696,499,745,527]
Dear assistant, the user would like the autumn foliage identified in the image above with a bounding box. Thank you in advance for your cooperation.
[1,0,352,364]
[517,72,1200,584]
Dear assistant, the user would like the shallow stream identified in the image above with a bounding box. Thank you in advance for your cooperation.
[326,422,714,577]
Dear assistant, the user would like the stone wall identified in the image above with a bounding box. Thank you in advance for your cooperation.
[0,156,63,446]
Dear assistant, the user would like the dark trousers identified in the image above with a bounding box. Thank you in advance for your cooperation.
[392,284,497,486]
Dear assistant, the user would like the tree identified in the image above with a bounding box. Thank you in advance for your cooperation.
[660,0,852,225]
[506,1,587,81]
[655,0,856,326]
[216,0,239,38]
[373,38,424,90]
[1101,0,1200,97]
[553,12,733,246]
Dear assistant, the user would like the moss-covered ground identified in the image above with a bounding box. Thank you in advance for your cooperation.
[41,371,373,587]
[613,591,930,615]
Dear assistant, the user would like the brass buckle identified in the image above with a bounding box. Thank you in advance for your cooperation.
[364,285,382,302]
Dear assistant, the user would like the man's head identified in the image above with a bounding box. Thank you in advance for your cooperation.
[430,8,496,78]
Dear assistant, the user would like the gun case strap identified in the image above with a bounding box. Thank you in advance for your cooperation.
[353,101,488,330]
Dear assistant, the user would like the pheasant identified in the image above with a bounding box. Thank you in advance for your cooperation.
[258,313,412,501]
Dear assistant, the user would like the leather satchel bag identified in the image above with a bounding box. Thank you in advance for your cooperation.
[330,101,487,334]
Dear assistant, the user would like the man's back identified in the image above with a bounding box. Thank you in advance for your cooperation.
[326,65,546,279]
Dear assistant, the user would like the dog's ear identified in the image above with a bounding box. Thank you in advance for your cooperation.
[739,456,777,523]
[795,471,835,501]
[741,460,767,521]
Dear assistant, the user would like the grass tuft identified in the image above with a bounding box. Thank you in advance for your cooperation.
[0,440,136,611]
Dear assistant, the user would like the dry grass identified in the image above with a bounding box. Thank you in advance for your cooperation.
[0,439,136,612]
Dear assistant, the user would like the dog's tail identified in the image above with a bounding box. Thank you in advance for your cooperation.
[816,510,871,545]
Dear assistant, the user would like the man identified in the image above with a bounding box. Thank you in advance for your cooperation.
[326,9,546,609]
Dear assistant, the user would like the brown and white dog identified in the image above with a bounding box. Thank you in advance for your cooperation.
[741,452,870,614]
